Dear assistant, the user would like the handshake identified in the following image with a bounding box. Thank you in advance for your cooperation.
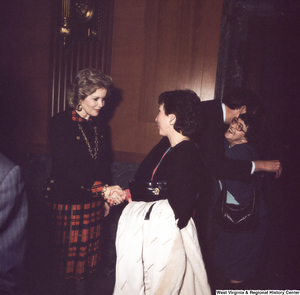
[101,185,130,207]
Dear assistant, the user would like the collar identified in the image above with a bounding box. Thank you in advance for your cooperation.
[221,103,226,123]
[71,109,92,122]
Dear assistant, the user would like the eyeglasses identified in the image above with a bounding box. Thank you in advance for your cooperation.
[231,117,246,133]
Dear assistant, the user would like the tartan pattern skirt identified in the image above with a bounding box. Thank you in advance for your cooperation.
[49,199,105,281]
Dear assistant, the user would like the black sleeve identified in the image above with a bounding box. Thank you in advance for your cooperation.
[165,144,201,229]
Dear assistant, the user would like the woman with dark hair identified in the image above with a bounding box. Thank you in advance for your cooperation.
[213,113,267,289]
[110,90,211,295]
[45,68,123,295]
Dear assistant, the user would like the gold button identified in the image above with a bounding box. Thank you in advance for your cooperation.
[47,187,50,191]
[76,136,80,140]
[154,188,160,195]
[81,186,84,189]
[50,180,54,183]
[45,195,48,199]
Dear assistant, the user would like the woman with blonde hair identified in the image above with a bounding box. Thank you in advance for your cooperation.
[46,68,123,295]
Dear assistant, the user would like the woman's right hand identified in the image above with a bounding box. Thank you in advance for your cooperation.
[103,185,125,205]
[110,187,132,203]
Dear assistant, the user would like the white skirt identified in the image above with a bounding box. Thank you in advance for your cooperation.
[113,199,211,295]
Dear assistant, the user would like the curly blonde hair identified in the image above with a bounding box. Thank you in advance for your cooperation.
[68,68,113,109]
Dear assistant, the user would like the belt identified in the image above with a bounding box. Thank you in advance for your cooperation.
[128,180,168,202]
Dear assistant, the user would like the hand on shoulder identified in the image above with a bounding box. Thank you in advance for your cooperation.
[254,160,282,178]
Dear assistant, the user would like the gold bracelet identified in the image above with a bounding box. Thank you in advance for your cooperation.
[101,184,108,197]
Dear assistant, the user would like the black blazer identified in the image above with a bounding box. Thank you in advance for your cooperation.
[46,109,113,204]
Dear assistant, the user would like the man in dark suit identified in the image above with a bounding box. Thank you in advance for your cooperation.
[197,88,281,183]
[0,152,28,295]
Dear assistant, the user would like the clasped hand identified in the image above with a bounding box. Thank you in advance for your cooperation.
[102,185,127,206]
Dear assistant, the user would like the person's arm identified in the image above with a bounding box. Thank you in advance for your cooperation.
[105,187,131,204]
[134,136,170,182]
[254,160,282,178]
[0,165,28,293]
[199,132,253,182]
[166,144,200,229]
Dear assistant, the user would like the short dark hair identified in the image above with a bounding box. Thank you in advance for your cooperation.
[68,68,113,108]
[158,90,202,139]
[238,113,261,147]
[223,88,261,115]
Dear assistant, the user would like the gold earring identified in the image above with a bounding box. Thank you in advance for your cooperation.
[76,102,82,111]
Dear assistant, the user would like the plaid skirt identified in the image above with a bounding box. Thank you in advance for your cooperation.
[49,199,105,281]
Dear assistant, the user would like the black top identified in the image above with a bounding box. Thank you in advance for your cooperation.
[46,109,113,204]
[133,139,210,229]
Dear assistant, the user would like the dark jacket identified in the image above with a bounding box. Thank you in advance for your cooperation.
[45,109,113,204]
[223,142,267,217]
